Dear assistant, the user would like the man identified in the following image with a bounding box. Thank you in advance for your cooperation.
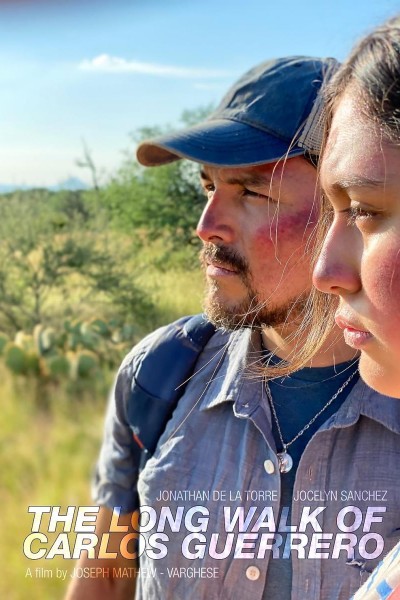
[66,57,400,600]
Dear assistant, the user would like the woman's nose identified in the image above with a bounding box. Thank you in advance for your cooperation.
[313,220,362,296]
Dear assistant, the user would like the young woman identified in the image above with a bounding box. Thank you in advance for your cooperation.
[311,15,400,600]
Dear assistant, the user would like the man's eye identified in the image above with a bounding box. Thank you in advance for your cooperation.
[202,184,215,197]
[243,188,270,200]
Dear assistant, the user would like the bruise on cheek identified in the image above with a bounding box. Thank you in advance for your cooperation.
[254,207,317,244]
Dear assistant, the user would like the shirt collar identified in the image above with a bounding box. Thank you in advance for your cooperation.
[199,329,400,436]
[329,378,400,435]
[199,328,260,411]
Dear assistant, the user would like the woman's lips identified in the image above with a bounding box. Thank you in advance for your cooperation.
[335,315,373,349]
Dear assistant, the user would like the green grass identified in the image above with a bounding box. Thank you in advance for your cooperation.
[139,267,204,322]
[0,369,110,599]
[0,257,205,599]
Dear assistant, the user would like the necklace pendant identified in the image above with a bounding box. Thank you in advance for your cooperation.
[277,450,293,474]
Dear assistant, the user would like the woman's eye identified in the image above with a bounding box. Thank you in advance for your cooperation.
[345,206,379,225]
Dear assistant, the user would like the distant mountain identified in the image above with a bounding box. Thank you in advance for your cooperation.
[50,177,90,191]
[0,177,89,194]
[0,183,31,193]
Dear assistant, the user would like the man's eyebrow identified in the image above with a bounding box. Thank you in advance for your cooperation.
[330,175,386,191]
[226,173,272,187]
[199,170,271,187]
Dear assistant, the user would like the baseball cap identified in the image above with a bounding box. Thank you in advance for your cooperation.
[136,55,339,168]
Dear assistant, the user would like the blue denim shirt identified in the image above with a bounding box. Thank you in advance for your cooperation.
[93,323,400,600]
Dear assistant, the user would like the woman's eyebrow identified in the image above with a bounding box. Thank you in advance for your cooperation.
[330,174,385,191]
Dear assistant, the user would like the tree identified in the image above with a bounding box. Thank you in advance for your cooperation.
[99,106,214,255]
[0,191,154,334]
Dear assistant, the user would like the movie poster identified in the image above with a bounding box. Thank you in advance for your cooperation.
[3,1,400,599]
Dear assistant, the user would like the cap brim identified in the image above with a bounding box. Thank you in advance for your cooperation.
[136,119,304,168]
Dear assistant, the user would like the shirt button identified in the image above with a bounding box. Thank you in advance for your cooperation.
[264,459,275,474]
[246,566,260,581]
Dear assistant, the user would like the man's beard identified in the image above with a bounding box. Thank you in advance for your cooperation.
[199,244,308,331]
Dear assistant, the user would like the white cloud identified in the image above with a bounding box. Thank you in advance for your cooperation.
[79,54,231,79]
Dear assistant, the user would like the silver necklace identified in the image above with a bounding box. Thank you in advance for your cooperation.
[265,369,358,474]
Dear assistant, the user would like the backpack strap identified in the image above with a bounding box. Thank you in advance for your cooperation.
[127,314,216,469]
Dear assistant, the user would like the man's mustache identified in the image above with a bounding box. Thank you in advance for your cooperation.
[199,244,249,275]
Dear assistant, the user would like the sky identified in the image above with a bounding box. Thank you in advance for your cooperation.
[0,0,399,188]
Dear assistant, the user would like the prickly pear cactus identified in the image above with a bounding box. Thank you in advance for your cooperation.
[0,333,8,355]
[1,317,137,383]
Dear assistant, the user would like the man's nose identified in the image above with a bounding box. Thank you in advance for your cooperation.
[196,191,235,244]
[313,220,362,296]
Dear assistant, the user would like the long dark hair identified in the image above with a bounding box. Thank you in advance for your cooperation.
[263,15,400,379]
